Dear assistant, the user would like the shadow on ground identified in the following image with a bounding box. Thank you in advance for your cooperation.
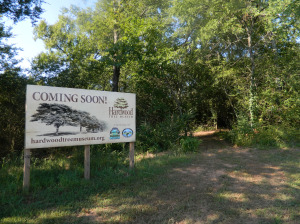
[2,132,299,224]
[81,132,299,223]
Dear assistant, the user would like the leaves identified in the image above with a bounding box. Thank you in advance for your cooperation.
[0,0,299,156]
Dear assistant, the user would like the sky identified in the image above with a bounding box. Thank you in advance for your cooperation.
[4,0,97,70]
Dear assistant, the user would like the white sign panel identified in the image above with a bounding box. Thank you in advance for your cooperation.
[25,85,136,149]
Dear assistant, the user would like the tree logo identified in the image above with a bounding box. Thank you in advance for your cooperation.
[109,98,133,118]
[114,98,129,109]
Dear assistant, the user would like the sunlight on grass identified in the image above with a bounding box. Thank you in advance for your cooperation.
[37,210,71,222]
[218,191,249,202]
[275,193,293,201]
[1,147,299,223]
[228,171,264,184]
[206,213,220,222]
[253,207,298,223]
[2,210,72,224]
[1,217,27,224]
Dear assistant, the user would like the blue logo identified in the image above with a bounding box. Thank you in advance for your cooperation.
[110,128,120,139]
[122,128,133,138]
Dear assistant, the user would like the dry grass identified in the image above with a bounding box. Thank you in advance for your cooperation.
[77,134,300,224]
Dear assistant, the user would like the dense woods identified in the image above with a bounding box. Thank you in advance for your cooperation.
[0,0,299,158]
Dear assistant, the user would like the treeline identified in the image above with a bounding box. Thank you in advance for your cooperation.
[1,0,299,157]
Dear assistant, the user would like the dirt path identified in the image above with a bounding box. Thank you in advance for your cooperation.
[83,132,300,223]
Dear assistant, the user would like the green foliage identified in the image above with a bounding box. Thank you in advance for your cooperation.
[179,136,201,152]
[0,22,18,72]
[0,0,45,159]
[0,72,31,157]
[228,115,300,148]
[253,126,300,149]
[0,146,192,222]
[0,0,43,23]
[0,0,299,157]
[137,114,195,153]
[0,146,127,218]
[229,115,254,146]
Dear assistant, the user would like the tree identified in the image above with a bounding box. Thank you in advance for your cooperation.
[0,71,30,157]
[31,103,76,135]
[70,110,106,132]
[31,103,106,135]
[0,0,44,23]
[32,0,172,91]
[0,22,19,72]
[171,0,299,128]
[0,0,45,157]
[85,116,106,133]
[1,0,44,72]
[29,0,299,150]
[114,98,128,109]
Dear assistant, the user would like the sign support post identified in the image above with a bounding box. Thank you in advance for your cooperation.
[129,142,134,169]
[23,148,31,190]
[84,145,90,180]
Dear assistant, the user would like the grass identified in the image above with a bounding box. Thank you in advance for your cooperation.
[1,138,299,224]
[194,125,217,132]
[0,146,192,224]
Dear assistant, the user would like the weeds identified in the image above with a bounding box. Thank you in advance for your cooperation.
[226,116,300,148]
[0,145,194,223]
[1,135,299,224]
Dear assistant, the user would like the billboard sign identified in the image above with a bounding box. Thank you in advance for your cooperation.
[25,85,136,149]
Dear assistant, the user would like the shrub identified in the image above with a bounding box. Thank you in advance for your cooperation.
[136,113,194,152]
[179,137,201,152]
[228,115,254,146]
[252,125,300,148]
[228,115,300,148]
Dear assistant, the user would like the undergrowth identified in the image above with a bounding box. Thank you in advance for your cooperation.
[225,116,300,148]
[0,142,196,223]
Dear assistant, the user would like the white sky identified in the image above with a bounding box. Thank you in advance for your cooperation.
[4,0,97,70]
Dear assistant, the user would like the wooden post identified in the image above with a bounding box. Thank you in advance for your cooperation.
[23,148,31,190]
[129,142,134,169]
[84,145,90,180]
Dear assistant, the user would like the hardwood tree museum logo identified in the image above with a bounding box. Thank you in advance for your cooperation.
[109,98,134,118]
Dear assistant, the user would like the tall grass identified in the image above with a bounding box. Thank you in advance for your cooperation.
[0,144,193,223]
[226,116,300,148]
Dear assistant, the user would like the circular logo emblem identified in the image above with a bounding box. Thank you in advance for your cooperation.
[122,128,133,138]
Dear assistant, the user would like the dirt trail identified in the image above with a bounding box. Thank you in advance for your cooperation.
[83,131,300,224]
[139,132,299,223]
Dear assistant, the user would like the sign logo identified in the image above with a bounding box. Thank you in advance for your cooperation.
[109,98,134,118]
[122,128,133,138]
[114,98,129,109]
[110,128,120,139]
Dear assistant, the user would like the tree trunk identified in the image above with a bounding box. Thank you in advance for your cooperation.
[56,127,59,135]
[112,65,120,92]
[112,0,120,92]
[247,23,256,128]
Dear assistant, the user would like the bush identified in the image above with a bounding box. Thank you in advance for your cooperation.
[136,113,194,152]
[179,137,201,152]
[252,125,300,148]
[228,115,254,146]
[228,116,300,148]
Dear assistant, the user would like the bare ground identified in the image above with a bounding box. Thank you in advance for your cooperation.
[80,131,300,224]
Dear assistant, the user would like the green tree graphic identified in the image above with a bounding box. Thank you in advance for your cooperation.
[114,98,129,109]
